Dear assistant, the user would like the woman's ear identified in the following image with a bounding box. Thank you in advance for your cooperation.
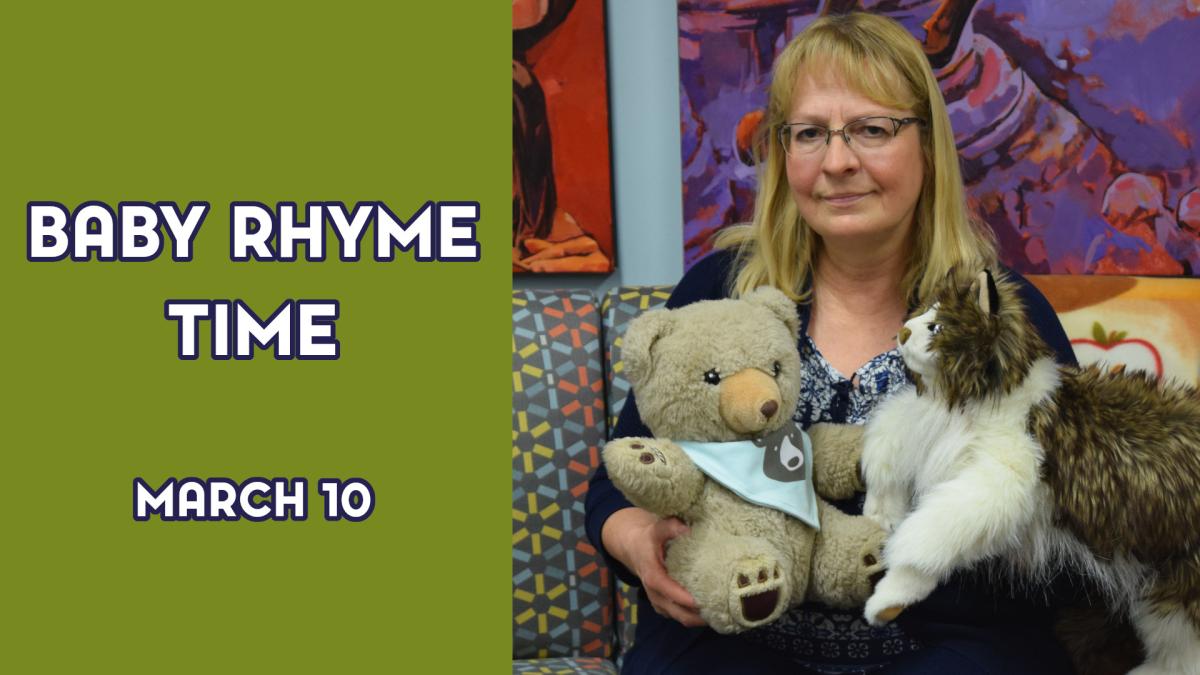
[743,286,800,340]
[622,310,675,389]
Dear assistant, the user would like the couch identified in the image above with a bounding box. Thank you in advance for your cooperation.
[511,276,1200,673]
[512,286,670,673]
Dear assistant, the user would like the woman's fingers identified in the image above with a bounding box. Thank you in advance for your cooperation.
[643,560,698,610]
[646,590,706,627]
[641,518,705,626]
[600,509,708,627]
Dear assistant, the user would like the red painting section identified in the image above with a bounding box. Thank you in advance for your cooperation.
[525,0,615,261]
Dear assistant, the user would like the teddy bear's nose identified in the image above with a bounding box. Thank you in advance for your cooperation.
[760,400,778,419]
[898,327,911,345]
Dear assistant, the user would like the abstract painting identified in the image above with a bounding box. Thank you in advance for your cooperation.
[678,0,1200,275]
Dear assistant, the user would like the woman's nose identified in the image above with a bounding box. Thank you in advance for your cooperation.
[821,132,860,173]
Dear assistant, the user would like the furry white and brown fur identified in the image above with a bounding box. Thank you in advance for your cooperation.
[859,269,1200,675]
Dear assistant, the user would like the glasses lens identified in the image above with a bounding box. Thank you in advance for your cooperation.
[783,124,826,155]
[846,118,895,149]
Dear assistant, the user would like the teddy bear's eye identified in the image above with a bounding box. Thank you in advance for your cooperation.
[704,369,721,385]
[928,322,942,336]
[772,361,782,377]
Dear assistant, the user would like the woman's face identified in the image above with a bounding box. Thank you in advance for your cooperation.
[784,70,925,251]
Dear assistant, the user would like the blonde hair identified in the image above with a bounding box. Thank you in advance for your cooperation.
[714,12,995,304]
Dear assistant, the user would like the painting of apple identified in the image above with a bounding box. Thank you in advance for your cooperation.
[1071,322,1164,379]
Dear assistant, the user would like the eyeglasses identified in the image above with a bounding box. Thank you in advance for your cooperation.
[778,116,925,157]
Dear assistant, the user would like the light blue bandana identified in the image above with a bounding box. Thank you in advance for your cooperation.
[676,422,819,529]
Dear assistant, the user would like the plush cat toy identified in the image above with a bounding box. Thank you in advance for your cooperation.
[851,269,1200,674]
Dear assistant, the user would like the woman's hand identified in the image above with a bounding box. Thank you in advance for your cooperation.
[602,507,706,627]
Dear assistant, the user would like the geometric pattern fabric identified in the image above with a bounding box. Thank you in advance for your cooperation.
[614,579,640,664]
[513,290,613,665]
[600,285,672,434]
[600,286,672,659]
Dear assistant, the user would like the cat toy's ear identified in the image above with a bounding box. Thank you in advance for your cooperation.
[973,269,1000,316]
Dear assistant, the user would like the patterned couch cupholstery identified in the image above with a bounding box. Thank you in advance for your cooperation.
[512,287,670,673]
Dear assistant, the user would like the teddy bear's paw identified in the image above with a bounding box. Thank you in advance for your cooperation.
[863,565,937,627]
[861,531,887,593]
[604,437,669,471]
[825,520,889,606]
[728,556,789,629]
[602,438,705,515]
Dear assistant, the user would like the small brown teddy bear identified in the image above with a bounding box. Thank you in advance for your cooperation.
[603,286,887,634]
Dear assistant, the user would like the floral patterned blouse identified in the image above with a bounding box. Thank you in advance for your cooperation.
[740,333,920,674]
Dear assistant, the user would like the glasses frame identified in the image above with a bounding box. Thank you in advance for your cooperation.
[778,116,926,157]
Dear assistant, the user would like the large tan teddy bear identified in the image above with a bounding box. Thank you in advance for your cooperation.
[603,287,887,634]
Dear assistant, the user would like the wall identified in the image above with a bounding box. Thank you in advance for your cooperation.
[513,0,684,294]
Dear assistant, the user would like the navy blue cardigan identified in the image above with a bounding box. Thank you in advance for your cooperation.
[585,250,1079,674]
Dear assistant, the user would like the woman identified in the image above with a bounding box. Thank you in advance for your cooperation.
[585,12,1078,674]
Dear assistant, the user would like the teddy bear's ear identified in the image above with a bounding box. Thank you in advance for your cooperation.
[622,309,674,388]
[743,286,799,339]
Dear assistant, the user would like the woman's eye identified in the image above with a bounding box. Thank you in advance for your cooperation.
[858,124,888,138]
[796,127,823,141]
[772,361,782,377]
[704,369,721,385]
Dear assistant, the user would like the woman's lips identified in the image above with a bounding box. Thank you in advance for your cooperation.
[823,193,867,207]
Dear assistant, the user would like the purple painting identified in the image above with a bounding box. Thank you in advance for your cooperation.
[678,0,1200,275]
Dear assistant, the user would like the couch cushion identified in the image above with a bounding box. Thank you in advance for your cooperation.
[601,286,673,437]
[513,289,613,660]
